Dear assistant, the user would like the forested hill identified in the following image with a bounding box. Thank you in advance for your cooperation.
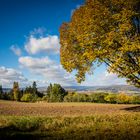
[64,85,140,93]
[3,85,140,94]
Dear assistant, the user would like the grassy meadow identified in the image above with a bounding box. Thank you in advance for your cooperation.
[0,100,140,140]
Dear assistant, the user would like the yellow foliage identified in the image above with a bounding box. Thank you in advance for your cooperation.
[60,0,140,87]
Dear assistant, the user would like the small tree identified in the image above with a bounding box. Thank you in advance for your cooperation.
[21,94,35,102]
[116,93,131,104]
[64,92,76,102]
[23,82,44,99]
[105,94,117,104]
[13,82,20,101]
[46,83,52,96]
[24,86,33,94]
[32,81,37,95]
[9,89,14,100]
[130,95,140,104]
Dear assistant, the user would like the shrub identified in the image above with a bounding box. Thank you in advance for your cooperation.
[130,95,140,104]
[21,94,35,102]
[65,92,90,102]
[42,96,49,101]
[64,92,75,102]
[116,93,131,104]
[36,97,42,102]
[88,93,108,103]
[105,94,117,104]
[73,94,88,102]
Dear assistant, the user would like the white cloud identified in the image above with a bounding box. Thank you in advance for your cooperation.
[10,45,22,56]
[19,56,54,69]
[81,71,126,86]
[19,56,77,86]
[18,56,126,87]
[25,35,60,55]
[0,66,28,88]
[102,72,126,85]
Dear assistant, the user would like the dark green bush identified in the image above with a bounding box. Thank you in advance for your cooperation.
[46,83,68,102]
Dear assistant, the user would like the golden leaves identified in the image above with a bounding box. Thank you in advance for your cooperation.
[59,0,140,87]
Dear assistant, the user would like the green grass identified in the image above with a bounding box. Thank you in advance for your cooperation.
[0,114,140,140]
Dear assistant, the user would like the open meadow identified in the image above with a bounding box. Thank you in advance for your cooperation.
[0,100,140,140]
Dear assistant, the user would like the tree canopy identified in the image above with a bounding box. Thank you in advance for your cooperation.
[0,85,3,94]
[60,0,140,87]
[13,82,20,101]
[46,83,67,102]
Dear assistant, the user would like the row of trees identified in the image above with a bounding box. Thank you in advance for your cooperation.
[63,92,140,104]
[0,82,67,102]
[0,82,44,102]
[0,82,140,104]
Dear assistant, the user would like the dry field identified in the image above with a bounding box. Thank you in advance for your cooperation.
[0,100,140,140]
[0,100,140,116]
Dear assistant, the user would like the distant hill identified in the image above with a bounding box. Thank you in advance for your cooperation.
[64,85,140,93]
[2,85,140,94]
[2,88,11,93]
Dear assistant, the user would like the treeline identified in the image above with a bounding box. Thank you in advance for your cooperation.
[0,82,67,102]
[0,82,44,102]
[0,82,140,104]
[63,92,140,104]
[42,85,140,104]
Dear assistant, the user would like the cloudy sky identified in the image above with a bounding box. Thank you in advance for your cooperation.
[0,0,126,88]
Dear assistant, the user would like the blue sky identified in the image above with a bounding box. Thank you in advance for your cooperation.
[0,0,126,87]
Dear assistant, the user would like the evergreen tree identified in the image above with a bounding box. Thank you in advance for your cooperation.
[46,83,52,96]
[32,81,37,95]
[46,83,67,102]
[0,85,3,99]
[24,86,33,94]
[13,82,20,101]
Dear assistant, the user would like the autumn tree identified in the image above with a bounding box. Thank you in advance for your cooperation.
[105,94,117,103]
[13,82,20,101]
[116,93,131,104]
[60,0,140,87]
